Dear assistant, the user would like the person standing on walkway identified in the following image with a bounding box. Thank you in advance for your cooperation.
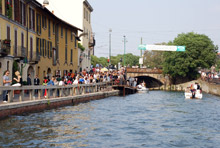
[2,70,12,103]
[27,74,32,85]
[34,75,40,94]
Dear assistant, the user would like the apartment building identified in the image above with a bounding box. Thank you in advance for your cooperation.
[0,0,81,85]
[38,0,95,72]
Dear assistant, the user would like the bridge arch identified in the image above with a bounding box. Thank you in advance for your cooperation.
[135,76,163,88]
[126,68,169,88]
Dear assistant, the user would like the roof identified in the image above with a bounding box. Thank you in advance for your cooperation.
[83,0,93,12]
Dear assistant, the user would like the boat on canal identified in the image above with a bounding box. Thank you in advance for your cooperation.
[137,82,149,92]
[185,87,203,99]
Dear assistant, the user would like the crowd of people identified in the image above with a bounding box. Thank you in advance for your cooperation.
[200,65,220,80]
[2,67,132,102]
[42,67,127,87]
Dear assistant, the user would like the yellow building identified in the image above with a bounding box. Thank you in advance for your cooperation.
[0,0,81,85]
[35,4,81,81]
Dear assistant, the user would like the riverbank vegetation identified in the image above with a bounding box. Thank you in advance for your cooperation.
[91,53,139,67]
[162,32,218,83]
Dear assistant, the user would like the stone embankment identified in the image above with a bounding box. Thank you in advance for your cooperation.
[0,82,120,120]
[151,79,220,97]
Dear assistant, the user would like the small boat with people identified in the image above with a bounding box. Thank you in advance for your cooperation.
[137,81,149,92]
[185,82,202,99]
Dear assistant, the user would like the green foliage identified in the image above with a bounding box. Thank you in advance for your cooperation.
[91,53,140,67]
[143,51,164,68]
[163,32,218,80]
[6,4,12,19]
[216,55,220,71]
[78,43,85,51]
[22,81,28,85]
[12,61,20,84]
[91,55,108,67]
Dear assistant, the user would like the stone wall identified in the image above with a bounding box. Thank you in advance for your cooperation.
[0,90,119,120]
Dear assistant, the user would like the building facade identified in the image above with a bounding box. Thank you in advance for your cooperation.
[0,0,81,85]
[80,0,95,71]
[36,0,95,72]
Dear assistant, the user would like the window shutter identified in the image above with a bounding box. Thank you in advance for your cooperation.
[33,10,35,31]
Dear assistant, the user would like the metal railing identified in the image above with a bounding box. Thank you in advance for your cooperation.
[28,51,40,63]
[13,46,27,58]
[202,78,220,84]
[0,82,112,103]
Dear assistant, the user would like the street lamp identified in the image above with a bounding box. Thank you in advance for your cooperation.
[123,35,127,67]
[109,29,112,67]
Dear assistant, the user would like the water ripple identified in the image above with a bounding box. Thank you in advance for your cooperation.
[0,91,220,147]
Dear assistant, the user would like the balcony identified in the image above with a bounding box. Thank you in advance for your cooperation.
[89,37,95,48]
[13,46,27,59]
[28,51,40,64]
[0,40,11,56]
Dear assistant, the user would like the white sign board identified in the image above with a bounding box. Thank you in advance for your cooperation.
[139,58,143,65]
[146,45,185,52]
[138,45,185,52]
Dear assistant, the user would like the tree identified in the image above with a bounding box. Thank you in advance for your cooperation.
[91,53,140,68]
[143,51,164,68]
[163,32,218,81]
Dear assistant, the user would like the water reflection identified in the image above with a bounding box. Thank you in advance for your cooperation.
[0,91,220,147]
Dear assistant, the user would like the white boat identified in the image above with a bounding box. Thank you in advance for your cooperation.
[137,85,149,92]
[185,90,203,99]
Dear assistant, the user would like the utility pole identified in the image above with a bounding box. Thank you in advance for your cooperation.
[140,37,143,68]
[123,35,127,67]
[109,29,112,67]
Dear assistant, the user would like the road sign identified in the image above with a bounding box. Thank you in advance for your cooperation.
[138,44,185,52]
[138,44,146,50]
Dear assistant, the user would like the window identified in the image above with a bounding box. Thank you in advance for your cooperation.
[48,19,51,38]
[14,0,20,22]
[65,28,67,45]
[42,39,44,56]
[7,26,10,40]
[21,33,24,48]
[0,0,2,14]
[20,2,26,26]
[40,38,42,56]
[30,37,33,59]
[14,29,17,55]
[36,37,39,55]
[71,31,73,41]
[65,46,67,62]
[75,37,77,48]
[36,14,41,34]
[45,39,47,57]
[56,24,59,42]
[29,8,35,30]
[53,22,55,34]
[61,26,63,37]
[70,49,73,63]
[42,15,47,28]
[84,8,86,19]
[50,42,52,58]
[5,0,12,19]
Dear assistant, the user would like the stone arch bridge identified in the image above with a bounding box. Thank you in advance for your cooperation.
[126,68,169,88]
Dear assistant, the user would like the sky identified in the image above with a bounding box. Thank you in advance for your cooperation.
[38,0,220,57]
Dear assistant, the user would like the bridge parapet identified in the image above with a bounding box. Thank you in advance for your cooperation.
[127,68,163,74]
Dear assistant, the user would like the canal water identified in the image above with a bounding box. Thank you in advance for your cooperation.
[1,91,220,148]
